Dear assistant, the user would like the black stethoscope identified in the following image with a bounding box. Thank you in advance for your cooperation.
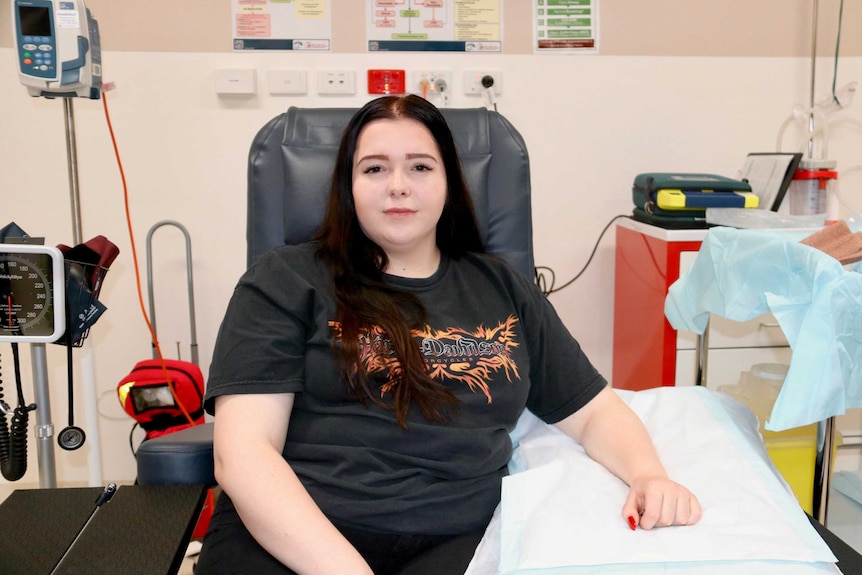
[57,260,88,451]
[58,338,86,451]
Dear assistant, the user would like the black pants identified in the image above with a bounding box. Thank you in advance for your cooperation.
[195,497,486,575]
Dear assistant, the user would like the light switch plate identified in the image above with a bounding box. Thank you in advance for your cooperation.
[215,69,257,95]
[269,69,307,95]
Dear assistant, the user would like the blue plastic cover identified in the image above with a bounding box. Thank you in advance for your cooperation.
[665,226,862,431]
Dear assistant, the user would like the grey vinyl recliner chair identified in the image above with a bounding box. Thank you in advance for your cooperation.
[136,104,534,489]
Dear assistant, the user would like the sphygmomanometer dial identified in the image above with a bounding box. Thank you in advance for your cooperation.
[0,244,65,343]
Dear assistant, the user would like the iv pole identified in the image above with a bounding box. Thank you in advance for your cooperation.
[806,0,836,527]
[28,97,103,490]
[807,0,819,160]
[61,97,104,489]
[29,97,105,490]
[11,0,104,492]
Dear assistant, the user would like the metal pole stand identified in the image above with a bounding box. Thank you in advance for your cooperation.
[61,97,103,487]
[813,416,836,524]
[29,343,57,488]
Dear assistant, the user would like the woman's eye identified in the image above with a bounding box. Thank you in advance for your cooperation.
[363,165,383,174]
[413,164,432,172]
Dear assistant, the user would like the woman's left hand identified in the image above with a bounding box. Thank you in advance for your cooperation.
[622,476,702,530]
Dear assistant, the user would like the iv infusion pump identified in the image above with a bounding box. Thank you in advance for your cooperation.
[12,0,102,99]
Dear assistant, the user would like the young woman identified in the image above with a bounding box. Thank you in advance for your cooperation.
[195,95,701,575]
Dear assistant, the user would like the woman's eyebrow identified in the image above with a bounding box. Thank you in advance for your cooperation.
[356,152,438,163]
[355,153,388,164]
[405,153,439,162]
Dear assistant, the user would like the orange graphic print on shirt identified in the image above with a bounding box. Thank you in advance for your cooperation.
[329,315,521,403]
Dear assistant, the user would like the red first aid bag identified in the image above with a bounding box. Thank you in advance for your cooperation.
[117,358,205,439]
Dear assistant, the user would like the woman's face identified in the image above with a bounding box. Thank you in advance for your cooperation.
[352,117,447,267]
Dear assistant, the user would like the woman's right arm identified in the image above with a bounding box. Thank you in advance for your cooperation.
[213,393,373,574]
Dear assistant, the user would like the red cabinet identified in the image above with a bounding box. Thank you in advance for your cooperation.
[612,220,705,391]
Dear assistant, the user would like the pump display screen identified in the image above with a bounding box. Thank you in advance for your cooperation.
[131,385,177,414]
[19,7,52,37]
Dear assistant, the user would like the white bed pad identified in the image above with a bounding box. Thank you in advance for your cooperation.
[466,387,841,574]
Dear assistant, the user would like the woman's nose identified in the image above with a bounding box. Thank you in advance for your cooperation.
[388,170,410,197]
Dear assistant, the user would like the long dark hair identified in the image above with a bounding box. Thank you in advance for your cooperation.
[315,95,484,428]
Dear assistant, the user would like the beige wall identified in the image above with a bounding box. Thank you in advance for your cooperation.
[2,0,861,56]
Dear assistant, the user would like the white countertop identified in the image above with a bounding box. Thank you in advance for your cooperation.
[617,216,709,242]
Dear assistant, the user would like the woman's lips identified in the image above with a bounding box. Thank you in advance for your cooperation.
[385,208,415,217]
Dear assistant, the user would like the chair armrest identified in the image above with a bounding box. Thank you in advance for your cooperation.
[136,422,216,487]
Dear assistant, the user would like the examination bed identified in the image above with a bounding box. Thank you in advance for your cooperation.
[135,106,862,574]
[466,222,862,574]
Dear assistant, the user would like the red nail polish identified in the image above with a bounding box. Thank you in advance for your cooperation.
[628,516,637,531]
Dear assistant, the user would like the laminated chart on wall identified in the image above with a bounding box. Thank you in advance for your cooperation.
[534,0,599,54]
[367,0,502,52]
[232,0,332,51]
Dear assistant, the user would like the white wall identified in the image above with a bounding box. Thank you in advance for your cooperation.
[2,48,861,488]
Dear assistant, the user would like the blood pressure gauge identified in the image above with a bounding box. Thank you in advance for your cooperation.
[0,244,65,343]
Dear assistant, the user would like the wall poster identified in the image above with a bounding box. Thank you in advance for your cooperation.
[367,0,503,53]
[534,0,598,53]
[232,0,332,51]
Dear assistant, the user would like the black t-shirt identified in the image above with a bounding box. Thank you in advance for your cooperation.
[205,242,607,534]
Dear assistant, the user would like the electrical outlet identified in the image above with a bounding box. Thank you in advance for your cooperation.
[317,70,356,95]
[411,70,452,97]
[464,70,503,96]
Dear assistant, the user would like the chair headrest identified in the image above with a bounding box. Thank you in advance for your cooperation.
[247,106,534,278]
